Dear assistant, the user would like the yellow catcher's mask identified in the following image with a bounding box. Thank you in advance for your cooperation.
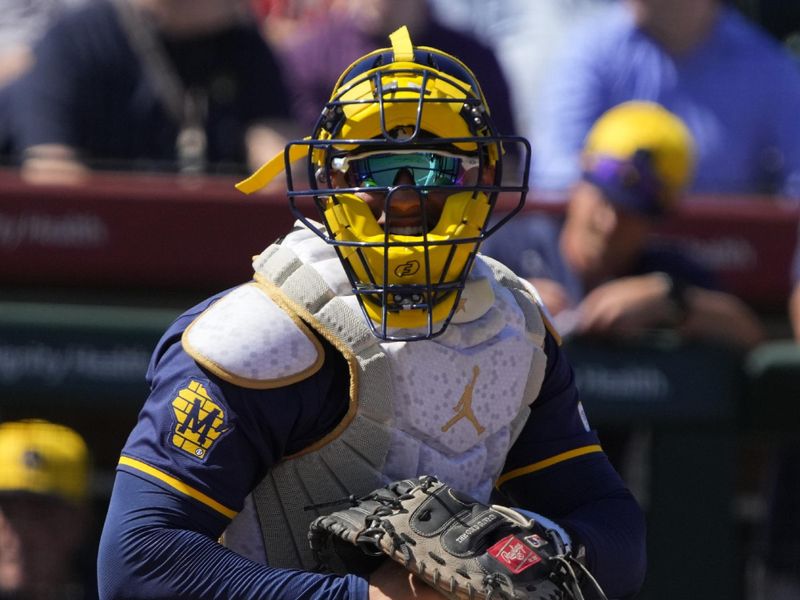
[237,26,530,340]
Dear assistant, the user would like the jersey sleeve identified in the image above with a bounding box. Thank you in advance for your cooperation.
[10,11,91,150]
[98,470,366,599]
[497,331,647,598]
[99,297,357,599]
[117,293,349,518]
[117,340,268,521]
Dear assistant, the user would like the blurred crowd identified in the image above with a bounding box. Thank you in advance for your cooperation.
[1,0,800,194]
[2,0,800,598]
[0,419,94,599]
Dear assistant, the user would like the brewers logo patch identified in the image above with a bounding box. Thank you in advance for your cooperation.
[171,380,229,460]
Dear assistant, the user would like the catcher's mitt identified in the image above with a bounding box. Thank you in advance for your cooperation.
[307,475,607,600]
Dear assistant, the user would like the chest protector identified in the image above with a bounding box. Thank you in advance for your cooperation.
[222,224,548,569]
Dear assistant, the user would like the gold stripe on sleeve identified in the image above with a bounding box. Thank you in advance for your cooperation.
[118,456,237,520]
[495,444,604,489]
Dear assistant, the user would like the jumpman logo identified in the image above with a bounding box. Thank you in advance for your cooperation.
[441,365,485,435]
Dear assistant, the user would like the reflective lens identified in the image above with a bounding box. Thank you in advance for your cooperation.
[332,151,480,188]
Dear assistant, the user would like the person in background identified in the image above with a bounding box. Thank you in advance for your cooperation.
[4,0,293,183]
[270,0,516,137]
[0,0,89,88]
[483,100,765,349]
[426,0,613,141]
[0,0,90,163]
[251,0,334,51]
[0,419,93,600]
[529,0,800,200]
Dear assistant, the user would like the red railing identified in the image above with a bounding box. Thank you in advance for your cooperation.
[1,168,797,309]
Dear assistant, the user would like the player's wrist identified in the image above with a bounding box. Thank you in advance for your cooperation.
[514,508,574,555]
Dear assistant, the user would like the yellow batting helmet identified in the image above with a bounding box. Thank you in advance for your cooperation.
[0,419,90,504]
[583,101,696,214]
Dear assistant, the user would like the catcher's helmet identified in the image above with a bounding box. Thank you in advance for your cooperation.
[237,26,530,340]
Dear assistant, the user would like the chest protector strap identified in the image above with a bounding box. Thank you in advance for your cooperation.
[229,234,547,570]
[231,242,393,570]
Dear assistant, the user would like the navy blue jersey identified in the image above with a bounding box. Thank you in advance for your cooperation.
[97,288,645,599]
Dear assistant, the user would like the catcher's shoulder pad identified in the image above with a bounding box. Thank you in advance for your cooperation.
[479,254,552,345]
[182,283,324,388]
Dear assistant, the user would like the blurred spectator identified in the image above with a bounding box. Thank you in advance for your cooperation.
[0,0,90,163]
[0,0,88,88]
[4,0,293,183]
[483,101,765,349]
[273,0,516,136]
[0,419,93,600]
[427,0,613,139]
[529,0,800,200]
[251,0,334,50]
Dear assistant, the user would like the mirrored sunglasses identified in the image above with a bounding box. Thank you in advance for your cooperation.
[331,151,480,188]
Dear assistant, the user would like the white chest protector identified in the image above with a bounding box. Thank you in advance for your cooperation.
[185,223,548,569]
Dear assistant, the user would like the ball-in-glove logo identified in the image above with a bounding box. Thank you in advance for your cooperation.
[171,380,229,460]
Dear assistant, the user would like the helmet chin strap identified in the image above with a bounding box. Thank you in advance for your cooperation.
[236,139,311,194]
